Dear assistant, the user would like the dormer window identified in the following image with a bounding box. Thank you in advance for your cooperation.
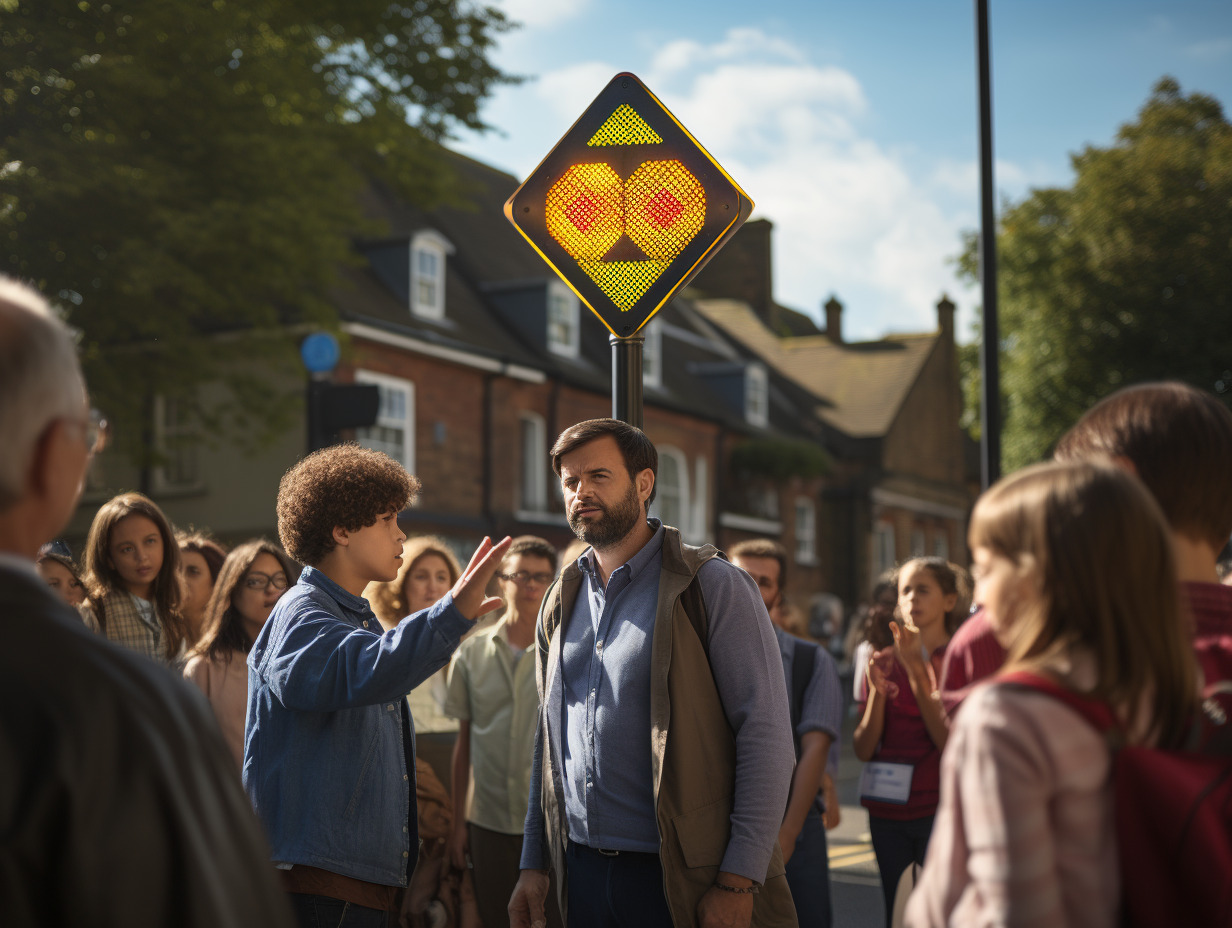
[410,230,454,320]
[642,318,662,388]
[547,281,579,357]
[745,363,769,427]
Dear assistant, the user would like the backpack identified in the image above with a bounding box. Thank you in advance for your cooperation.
[1001,670,1232,928]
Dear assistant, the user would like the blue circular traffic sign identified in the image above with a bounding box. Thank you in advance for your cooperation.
[300,332,340,373]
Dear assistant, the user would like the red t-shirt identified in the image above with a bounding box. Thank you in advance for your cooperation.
[1185,581,1232,690]
[938,609,1007,718]
[856,645,947,820]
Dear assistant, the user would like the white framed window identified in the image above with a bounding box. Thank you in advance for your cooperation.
[874,522,896,576]
[910,528,925,557]
[547,281,580,358]
[651,446,689,531]
[355,370,415,471]
[642,318,662,389]
[745,364,768,428]
[519,412,548,513]
[151,395,202,492]
[410,230,454,320]
[932,530,949,560]
[688,455,708,543]
[795,496,817,565]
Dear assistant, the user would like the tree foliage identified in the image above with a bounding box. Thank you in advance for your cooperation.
[959,78,1232,471]
[1,0,513,462]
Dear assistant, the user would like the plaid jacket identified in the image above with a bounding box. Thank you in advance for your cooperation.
[80,588,164,663]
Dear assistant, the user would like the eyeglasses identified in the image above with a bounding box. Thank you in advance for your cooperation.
[499,570,554,585]
[64,408,108,456]
[243,572,288,592]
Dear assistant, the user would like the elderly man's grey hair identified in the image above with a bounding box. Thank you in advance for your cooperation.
[0,278,87,508]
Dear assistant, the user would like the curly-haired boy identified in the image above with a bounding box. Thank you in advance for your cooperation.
[244,444,510,925]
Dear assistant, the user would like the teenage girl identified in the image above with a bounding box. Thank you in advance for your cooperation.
[853,555,970,926]
[177,530,228,648]
[184,539,298,770]
[81,492,186,664]
[904,461,1197,928]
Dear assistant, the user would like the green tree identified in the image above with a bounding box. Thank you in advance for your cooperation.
[1,0,513,462]
[959,77,1232,471]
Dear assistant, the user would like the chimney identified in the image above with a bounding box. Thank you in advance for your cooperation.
[824,295,843,343]
[936,293,955,341]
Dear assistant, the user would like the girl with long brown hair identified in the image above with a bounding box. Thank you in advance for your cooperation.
[184,539,299,769]
[80,492,186,664]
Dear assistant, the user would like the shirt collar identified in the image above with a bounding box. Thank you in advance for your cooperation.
[300,565,374,620]
[577,519,665,586]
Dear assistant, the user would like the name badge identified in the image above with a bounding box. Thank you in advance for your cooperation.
[859,762,914,804]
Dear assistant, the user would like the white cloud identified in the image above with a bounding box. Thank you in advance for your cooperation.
[458,26,985,340]
[494,0,590,30]
[1185,37,1232,61]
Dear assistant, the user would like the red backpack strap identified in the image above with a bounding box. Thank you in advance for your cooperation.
[999,669,1119,733]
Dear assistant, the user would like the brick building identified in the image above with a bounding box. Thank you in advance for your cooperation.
[69,151,973,625]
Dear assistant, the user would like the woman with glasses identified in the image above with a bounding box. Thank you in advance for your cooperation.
[183,539,300,770]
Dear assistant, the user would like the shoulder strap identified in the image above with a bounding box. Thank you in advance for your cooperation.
[999,669,1118,733]
[678,572,709,658]
[790,638,818,757]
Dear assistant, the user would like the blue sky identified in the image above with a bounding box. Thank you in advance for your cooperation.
[452,1,1232,342]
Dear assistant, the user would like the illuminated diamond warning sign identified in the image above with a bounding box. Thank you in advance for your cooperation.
[504,72,754,337]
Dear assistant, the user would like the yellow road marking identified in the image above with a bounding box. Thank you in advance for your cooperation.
[831,851,877,868]
[828,842,873,862]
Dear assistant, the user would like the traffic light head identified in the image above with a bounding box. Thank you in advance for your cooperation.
[505,73,754,337]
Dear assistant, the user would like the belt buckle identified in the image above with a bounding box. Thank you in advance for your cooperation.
[597,847,620,857]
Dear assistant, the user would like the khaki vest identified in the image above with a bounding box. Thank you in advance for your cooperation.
[534,526,797,927]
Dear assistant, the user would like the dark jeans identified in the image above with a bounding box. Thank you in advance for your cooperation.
[785,809,832,928]
[565,843,674,928]
[868,814,935,928]
[288,893,388,928]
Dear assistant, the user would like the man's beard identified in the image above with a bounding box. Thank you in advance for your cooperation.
[568,482,643,550]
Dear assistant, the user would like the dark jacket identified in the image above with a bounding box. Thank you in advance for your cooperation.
[0,562,293,927]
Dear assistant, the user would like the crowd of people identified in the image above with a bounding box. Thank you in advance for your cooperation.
[4,272,1232,928]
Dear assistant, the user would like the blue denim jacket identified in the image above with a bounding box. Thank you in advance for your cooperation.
[244,566,474,886]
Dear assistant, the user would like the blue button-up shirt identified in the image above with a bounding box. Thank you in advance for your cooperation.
[523,522,796,881]
[560,523,665,851]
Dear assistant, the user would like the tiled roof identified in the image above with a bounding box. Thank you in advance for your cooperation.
[694,300,940,438]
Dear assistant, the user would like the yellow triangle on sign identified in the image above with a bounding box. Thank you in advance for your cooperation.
[578,258,669,310]
[587,105,663,147]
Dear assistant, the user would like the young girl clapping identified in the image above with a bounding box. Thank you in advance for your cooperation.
[905,461,1197,928]
[854,556,970,924]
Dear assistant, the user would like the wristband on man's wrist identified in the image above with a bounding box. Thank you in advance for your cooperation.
[712,880,759,895]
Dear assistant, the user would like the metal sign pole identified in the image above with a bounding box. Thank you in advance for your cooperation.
[610,334,644,428]
[976,0,1001,488]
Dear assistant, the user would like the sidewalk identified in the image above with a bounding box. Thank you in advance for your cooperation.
[825,673,886,928]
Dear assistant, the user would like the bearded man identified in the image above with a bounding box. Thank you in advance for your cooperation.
[508,419,798,928]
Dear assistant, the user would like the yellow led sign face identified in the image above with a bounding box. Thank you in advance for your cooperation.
[545,159,706,310]
[505,72,754,337]
[588,104,663,146]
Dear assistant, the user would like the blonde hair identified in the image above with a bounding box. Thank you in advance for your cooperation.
[970,460,1198,748]
[365,535,461,628]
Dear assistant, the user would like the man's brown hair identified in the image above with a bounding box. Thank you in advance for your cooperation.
[277,443,419,566]
[1053,382,1232,551]
[550,418,658,509]
[728,538,788,593]
[506,534,558,574]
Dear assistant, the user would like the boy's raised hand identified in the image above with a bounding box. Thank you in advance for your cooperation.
[451,536,513,621]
